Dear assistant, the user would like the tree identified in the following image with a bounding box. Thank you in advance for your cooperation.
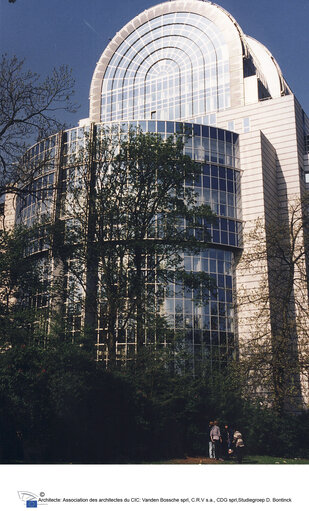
[60,126,215,363]
[0,225,48,348]
[0,339,141,463]
[236,193,309,414]
[0,55,76,198]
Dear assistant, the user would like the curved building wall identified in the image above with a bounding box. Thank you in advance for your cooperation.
[17,134,58,228]
[16,121,241,363]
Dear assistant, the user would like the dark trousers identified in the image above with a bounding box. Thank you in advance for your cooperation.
[236,446,244,463]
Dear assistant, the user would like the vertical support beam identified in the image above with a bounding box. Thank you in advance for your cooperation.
[49,131,66,335]
[84,123,99,354]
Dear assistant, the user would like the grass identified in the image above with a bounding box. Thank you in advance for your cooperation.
[154,455,309,465]
[238,455,309,465]
[7,455,309,465]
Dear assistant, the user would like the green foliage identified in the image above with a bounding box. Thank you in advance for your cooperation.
[65,127,216,358]
[0,337,308,463]
[240,407,309,458]
[0,340,138,462]
[0,226,45,347]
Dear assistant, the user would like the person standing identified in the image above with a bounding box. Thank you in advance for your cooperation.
[233,428,245,463]
[221,424,229,459]
[223,424,235,458]
[208,421,215,459]
[210,420,222,460]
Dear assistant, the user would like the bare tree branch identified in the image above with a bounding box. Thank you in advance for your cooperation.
[0,55,77,199]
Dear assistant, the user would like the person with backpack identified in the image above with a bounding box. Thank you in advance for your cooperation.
[233,428,245,463]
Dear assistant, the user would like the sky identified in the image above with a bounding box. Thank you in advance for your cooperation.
[0,0,308,129]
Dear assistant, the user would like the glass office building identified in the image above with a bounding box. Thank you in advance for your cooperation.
[16,119,241,365]
[4,0,309,400]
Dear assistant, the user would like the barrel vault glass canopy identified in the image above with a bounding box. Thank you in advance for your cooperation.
[89,0,290,125]
[100,11,230,123]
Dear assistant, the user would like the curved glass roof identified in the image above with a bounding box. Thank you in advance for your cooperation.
[100,12,230,123]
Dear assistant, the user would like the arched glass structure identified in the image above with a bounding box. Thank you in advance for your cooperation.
[101,12,230,124]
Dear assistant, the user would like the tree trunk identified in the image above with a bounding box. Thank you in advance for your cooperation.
[84,125,99,354]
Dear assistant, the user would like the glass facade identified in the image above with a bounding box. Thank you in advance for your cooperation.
[164,247,234,367]
[16,121,241,363]
[14,2,244,364]
[101,12,230,124]
[17,134,57,229]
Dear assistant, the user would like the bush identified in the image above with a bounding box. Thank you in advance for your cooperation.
[0,342,138,463]
[1,342,308,463]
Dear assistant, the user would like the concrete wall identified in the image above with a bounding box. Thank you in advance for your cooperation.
[217,94,309,406]
[2,193,16,230]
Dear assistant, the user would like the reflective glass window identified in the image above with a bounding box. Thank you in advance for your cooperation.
[100,12,230,123]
